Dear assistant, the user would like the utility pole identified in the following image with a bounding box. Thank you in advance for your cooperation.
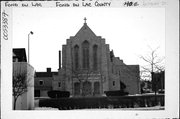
[28,31,33,64]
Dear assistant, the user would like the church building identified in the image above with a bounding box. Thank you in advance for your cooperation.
[51,18,140,97]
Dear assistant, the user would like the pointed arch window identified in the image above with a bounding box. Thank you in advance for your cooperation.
[93,45,98,70]
[82,41,89,69]
[74,45,79,70]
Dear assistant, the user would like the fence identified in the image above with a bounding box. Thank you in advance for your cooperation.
[38,94,164,110]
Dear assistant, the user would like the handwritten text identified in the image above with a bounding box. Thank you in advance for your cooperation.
[2,10,9,40]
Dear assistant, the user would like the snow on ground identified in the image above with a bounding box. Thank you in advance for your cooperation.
[34,106,164,110]
[35,107,59,110]
[86,106,164,110]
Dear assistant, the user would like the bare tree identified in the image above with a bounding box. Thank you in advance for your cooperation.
[139,47,165,75]
[139,47,165,104]
[13,68,31,110]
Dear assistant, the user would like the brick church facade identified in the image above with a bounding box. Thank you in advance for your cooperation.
[51,18,140,97]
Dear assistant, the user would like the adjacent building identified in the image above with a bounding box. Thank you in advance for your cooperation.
[13,48,35,110]
[35,68,58,97]
[152,71,165,92]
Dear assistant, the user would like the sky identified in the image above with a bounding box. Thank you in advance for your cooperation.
[12,8,165,72]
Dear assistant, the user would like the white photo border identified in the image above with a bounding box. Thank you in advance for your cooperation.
[1,0,179,119]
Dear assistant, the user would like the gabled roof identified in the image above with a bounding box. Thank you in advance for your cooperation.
[75,22,96,37]
[35,72,58,77]
[35,68,58,77]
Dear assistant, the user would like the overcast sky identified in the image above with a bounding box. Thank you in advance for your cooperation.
[12,8,165,72]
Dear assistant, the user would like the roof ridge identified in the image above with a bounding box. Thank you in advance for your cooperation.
[75,22,96,37]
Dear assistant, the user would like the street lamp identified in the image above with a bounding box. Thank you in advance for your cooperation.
[28,31,33,64]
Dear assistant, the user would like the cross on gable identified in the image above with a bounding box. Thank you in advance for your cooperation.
[84,17,87,23]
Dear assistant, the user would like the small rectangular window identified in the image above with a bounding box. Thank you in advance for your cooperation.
[58,82,61,87]
[39,80,44,85]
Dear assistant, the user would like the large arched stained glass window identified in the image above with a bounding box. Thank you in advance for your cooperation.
[74,45,79,70]
[93,45,98,70]
[82,41,89,69]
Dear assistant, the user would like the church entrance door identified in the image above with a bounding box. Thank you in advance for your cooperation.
[82,81,92,96]
[94,82,100,95]
[74,82,80,96]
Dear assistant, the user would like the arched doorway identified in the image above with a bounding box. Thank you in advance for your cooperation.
[82,81,91,96]
[94,82,100,95]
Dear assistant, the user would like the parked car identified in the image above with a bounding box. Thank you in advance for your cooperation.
[158,89,164,94]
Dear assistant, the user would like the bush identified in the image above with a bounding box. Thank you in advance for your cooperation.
[104,90,129,97]
[47,90,70,98]
[39,95,164,109]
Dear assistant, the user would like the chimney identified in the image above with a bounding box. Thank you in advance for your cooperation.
[47,68,51,73]
[59,50,61,69]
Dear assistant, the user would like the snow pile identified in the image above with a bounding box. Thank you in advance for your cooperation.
[35,107,59,110]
